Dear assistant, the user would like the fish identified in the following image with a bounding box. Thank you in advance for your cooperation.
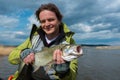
[33,44,83,72]
[16,44,83,80]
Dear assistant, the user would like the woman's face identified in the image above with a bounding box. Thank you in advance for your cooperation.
[39,10,60,36]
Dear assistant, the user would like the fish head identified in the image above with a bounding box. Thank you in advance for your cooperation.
[62,44,83,56]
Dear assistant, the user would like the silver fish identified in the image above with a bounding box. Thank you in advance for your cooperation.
[18,44,83,73]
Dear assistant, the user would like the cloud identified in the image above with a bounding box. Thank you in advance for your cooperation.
[0,31,27,39]
[27,14,40,30]
[0,31,28,45]
[70,21,120,45]
[69,23,92,33]
[69,22,111,33]
[0,0,39,14]
[0,0,120,45]
[73,29,120,44]
[0,15,19,28]
[104,0,120,10]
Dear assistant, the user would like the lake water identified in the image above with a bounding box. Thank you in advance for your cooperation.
[0,47,120,80]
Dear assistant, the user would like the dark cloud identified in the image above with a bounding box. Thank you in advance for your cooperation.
[0,0,120,45]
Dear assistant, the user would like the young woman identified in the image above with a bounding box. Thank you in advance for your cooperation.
[8,3,78,80]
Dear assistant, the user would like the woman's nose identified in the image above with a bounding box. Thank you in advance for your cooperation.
[44,20,50,26]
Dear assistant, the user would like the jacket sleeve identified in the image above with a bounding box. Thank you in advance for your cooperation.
[69,39,78,80]
[8,38,32,65]
[62,59,78,80]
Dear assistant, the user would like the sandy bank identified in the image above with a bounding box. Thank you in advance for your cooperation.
[0,45,15,56]
[96,46,120,49]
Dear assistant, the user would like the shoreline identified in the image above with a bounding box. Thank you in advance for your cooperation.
[96,46,120,49]
[0,45,120,56]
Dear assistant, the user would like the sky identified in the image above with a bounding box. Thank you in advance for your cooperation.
[0,0,120,46]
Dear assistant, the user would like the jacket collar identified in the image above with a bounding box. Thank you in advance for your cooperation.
[37,23,65,47]
[29,23,74,43]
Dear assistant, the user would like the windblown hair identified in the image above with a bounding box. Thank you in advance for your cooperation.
[35,3,63,22]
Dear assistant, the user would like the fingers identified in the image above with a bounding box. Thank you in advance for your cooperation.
[53,49,65,64]
[23,53,35,65]
[53,50,57,61]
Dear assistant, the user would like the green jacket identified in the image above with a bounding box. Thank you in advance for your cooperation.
[8,23,78,80]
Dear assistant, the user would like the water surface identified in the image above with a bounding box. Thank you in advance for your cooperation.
[77,47,120,80]
[0,47,120,80]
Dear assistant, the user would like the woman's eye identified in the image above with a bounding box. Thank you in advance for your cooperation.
[48,18,55,22]
[40,18,54,23]
[40,20,45,23]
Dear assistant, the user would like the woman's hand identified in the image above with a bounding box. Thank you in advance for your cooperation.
[53,49,65,64]
[20,49,35,65]
[23,53,35,65]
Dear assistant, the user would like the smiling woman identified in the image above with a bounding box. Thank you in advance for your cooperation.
[8,3,78,80]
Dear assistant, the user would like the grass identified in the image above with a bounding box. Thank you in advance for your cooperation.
[0,45,15,56]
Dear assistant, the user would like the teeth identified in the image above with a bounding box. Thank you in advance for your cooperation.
[49,25,53,28]
[44,25,53,29]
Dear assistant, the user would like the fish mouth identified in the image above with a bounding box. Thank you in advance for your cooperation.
[76,46,81,53]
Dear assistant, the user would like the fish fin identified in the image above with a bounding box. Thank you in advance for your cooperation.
[45,65,51,74]
[33,66,41,72]
[45,60,54,73]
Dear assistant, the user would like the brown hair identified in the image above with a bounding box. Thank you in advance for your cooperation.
[35,3,63,22]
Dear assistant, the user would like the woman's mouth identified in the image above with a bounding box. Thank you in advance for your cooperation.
[44,25,54,30]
